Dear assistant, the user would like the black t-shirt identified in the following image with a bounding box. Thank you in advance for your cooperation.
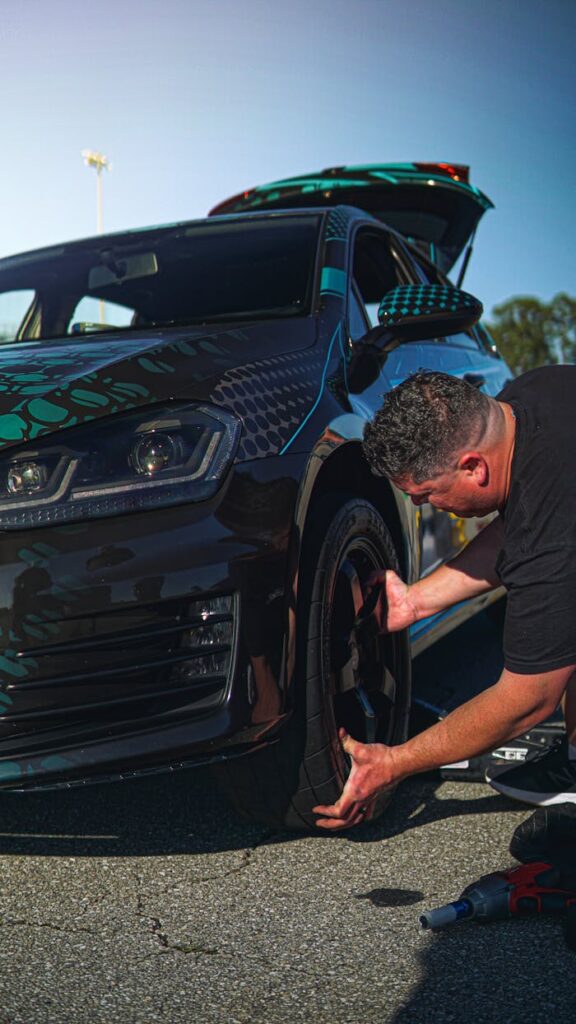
[496,365,576,674]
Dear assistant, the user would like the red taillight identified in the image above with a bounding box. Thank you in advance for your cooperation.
[415,162,470,183]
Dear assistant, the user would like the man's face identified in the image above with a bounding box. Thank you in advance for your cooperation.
[392,466,497,518]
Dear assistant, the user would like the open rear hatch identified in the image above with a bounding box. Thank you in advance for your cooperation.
[209,162,493,275]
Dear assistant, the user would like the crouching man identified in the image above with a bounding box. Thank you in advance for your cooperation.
[314,368,576,830]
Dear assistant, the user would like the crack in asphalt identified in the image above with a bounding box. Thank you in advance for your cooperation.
[182,830,279,888]
[0,915,95,936]
[132,832,278,960]
[134,894,220,962]
[148,916,220,960]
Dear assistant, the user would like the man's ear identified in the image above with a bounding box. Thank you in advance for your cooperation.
[459,452,488,485]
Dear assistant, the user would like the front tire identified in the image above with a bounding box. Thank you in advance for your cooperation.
[216,497,411,830]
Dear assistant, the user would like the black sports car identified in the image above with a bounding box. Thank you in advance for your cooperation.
[0,162,511,828]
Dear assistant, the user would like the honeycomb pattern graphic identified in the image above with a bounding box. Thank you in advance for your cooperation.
[378,284,481,325]
[210,348,324,460]
[325,206,354,242]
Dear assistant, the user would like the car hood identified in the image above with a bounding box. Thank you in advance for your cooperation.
[210,162,493,274]
[0,317,318,453]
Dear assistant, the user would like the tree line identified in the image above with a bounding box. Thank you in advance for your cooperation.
[486,293,576,375]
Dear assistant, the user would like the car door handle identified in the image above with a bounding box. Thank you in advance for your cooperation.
[463,373,486,389]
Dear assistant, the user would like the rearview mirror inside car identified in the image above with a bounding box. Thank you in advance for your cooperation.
[88,251,158,290]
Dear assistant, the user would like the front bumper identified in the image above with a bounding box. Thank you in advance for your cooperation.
[0,458,300,790]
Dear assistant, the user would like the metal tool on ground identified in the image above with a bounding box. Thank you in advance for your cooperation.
[420,861,576,935]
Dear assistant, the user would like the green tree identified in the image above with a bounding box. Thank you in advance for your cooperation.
[549,293,576,363]
[487,296,554,375]
[487,293,576,375]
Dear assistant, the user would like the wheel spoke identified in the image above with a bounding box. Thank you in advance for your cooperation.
[339,654,357,693]
[354,685,377,743]
[339,558,365,621]
[334,557,365,693]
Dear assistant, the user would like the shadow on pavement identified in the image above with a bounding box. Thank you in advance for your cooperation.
[0,764,511,859]
[347,777,513,845]
[0,604,513,858]
[0,765,272,858]
[389,912,576,1024]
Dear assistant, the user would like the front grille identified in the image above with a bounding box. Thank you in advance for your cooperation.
[0,594,237,738]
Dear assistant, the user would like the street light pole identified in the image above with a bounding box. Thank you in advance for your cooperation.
[81,149,110,232]
[81,149,111,322]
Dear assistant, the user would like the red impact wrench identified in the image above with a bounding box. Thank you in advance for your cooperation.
[420,862,576,931]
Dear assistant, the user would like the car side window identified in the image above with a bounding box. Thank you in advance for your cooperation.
[69,296,135,334]
[350,231,411,330]
[348,282,371,341]
[408,248,487,353]
[474,321,503,357]
[0,289,37,341]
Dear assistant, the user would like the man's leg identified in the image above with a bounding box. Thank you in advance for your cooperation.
[486,671,576,805]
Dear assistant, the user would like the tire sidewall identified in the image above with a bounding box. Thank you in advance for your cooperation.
[296,496,411,820]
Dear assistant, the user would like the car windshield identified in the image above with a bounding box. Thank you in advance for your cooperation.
[0,215,321,344]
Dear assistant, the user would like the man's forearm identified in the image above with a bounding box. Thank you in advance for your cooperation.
[409,515,504,620]
[313,665,573,830]
[389,665,570,781]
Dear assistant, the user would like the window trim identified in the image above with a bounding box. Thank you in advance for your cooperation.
[346,224,418,338]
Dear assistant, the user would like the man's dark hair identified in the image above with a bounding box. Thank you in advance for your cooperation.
[362,370,491,483]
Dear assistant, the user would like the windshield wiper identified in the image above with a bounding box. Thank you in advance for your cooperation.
[153,305,305,327]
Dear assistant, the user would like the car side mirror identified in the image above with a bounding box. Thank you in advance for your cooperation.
[378,283,483,340]
[347,284,483,393]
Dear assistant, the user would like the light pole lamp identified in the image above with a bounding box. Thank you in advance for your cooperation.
[81,149,111,234]
[81,149,111,324]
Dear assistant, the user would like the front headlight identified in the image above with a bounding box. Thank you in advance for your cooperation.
[0,403,240,528]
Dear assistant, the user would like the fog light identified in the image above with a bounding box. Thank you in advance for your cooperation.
[189,596,232,617]
[172,594,234,685]
[182,621,233,648]
[194,652,227,675]
[174,651,229,681]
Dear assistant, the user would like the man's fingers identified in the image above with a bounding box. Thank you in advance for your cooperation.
[340,730,356,756]
[314,795,372,830]
[313,801,368,830]
[339,729,365,762]
[314,813,365,830]
[385,569,406,601]
[313,785,359,818]
[313,796,354,819]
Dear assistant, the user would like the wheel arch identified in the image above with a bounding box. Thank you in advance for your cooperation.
[294,438,419,585]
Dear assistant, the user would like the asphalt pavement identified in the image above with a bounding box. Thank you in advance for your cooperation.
[0,610,573,1024]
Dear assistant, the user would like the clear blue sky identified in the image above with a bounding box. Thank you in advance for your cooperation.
[2,0,574,317]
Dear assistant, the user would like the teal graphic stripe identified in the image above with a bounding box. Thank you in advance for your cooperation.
[280,322,342,455]
[320,267,347,297]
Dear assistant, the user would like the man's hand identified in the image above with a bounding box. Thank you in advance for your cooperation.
[367,569,419,633]
[313,729,398,830]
